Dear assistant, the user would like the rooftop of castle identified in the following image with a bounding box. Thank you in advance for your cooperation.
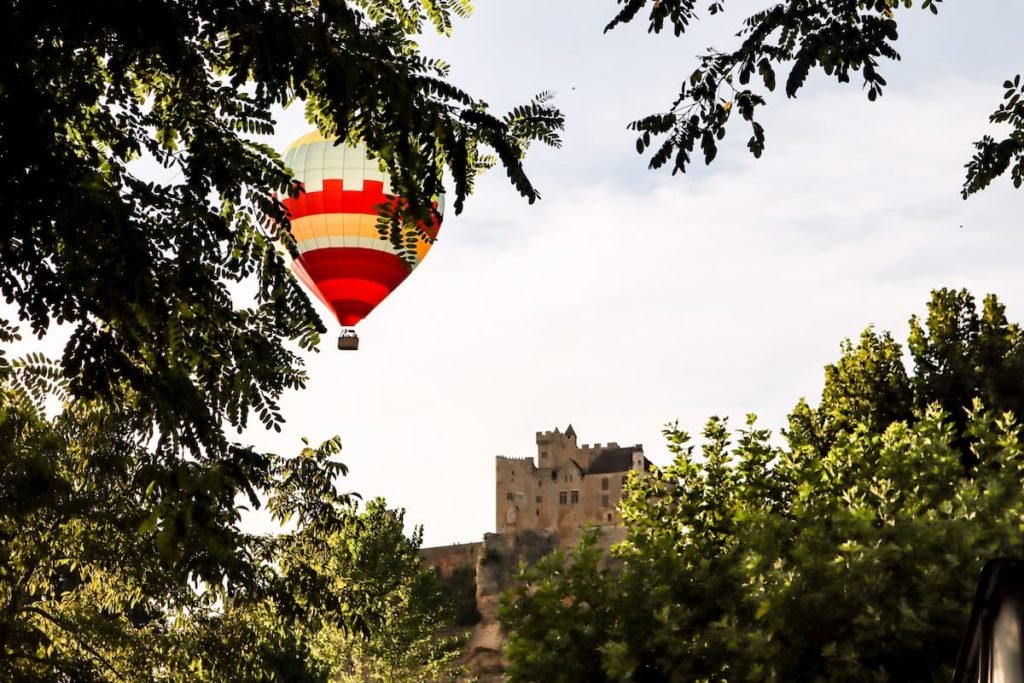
[588,446,652,474]
[509,425,654,476]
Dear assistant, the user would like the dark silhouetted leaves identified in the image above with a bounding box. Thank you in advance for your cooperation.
[605,0,1020,197]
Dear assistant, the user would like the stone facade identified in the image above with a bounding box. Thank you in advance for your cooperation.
[495,424,652,548]
[419,542,482,580]
[419,424,652,680]
[460,531,558,681]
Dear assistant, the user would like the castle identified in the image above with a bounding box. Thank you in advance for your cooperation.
[423,424,654,679]
[495,424,654,548]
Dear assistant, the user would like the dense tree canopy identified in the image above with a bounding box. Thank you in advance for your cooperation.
[500,289,1024,682]
[0,353,330,680]
[0,0,562,558]
[299,500,466,682]
[2,0,561,440]
[0,354,462,680]
[605,0,1022,197]
[788,288,1024,462]
[0,0,561,678]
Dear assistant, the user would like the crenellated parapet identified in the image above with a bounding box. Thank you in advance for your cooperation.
[496,424,654,542]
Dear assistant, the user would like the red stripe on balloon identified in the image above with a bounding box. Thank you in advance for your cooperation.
[296,248,410,289]
[282,180,442,238]
[291,260,331,311]
[283,180,394,221]
[293,248,412,326]
[329,300,378,327]
[316,278,391,306]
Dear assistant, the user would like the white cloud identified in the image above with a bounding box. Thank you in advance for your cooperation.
[250,77,1024,546]
[9,1,1024,548]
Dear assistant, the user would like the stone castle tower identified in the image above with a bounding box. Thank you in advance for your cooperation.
[420,424,655,679]
[494,424,653,548]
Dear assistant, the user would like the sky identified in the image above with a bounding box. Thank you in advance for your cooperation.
[239,0,1024,547]
[13,1,1024,547]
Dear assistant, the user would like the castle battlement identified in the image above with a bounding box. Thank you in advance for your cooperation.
[497,424,654,549]
[535,430,566,443]
[495,455,533,463]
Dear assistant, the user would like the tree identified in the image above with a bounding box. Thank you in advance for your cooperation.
[0,353,463,680]
[296,500,466,683]
[605,0,1022,197]
[500,289,1024,682]
[787,288,1024,464]
[503,412,1024,682]
[787,327,913,456]
[1,1,561,676]
[0,0,562,588]
[500,533,619,683]
[0,351,337,680]
[908,289,1024,432]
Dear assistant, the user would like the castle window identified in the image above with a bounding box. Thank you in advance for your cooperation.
[607,513,612,521]
[559,491,567,505]
[506,492,513,501]
[602,495,610,508]
[536,496,542,504]
[571,490,579,505]
[601,477,609,491]
[541,450,548,459]
[551,470,558,481]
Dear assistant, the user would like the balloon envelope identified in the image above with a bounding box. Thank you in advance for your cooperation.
[281,131,442,327]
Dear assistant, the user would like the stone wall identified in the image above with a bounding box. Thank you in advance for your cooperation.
[419,542,482,579]
[496,426,649,548]
[421,528,626,681]
[462,530,559,681]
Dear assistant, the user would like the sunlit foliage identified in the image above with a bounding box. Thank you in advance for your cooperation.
[501,289,1024,682]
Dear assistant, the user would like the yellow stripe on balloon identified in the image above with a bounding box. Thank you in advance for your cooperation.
[292,212,433,263]
[290,213,382,243]
[295,234,397,256]
[415,240,432,262]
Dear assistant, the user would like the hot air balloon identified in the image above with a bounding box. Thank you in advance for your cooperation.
[280,131,443,350]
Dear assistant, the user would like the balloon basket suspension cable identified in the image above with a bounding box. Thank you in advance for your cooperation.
[337,328,359,351]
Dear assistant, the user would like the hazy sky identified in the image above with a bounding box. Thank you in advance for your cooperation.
[240,0,1024,546]
[15,1,1024,547]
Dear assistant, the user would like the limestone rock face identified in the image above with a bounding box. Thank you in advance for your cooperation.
[458,530,557,681]
[420,425,647,680]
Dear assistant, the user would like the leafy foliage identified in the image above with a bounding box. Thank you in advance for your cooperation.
[963,74,1024,197]
[0,0,562,546]
[500,531,620,683]
[908,289,1024,433]
[788,288,1024,465]
[0,356,460,680]
[0,1,560,676]
[787,327,913,457]
[501,288,1024,682]
[606,0,1019,196]
[504,412,1024,683]
[299,500,466,683]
